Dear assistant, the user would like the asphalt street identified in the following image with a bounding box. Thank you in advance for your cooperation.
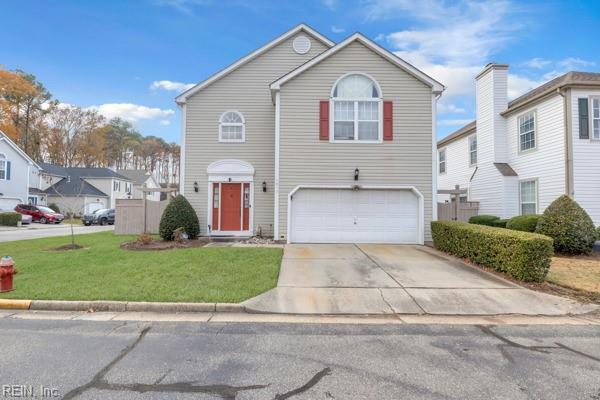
[0,224,113,242]
[0,318,599,399]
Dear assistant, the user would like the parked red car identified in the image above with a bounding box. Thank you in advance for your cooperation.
[14,204,64,224]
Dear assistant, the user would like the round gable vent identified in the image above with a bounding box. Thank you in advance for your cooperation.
[293,35,311,55]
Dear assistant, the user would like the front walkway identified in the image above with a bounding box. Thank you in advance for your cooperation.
[243,244,598,315]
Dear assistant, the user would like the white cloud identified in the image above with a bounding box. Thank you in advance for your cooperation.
[557,57,596,70]
[150,80,195,92]
[438,102,466,114]
[370,0,521,99]
[156,0,210,15]
[439,119,474,126]
[522,57,552,69]
[507,74,544,99]
[159,119,171,126]
[322,0,337,10]
[331,25,345,34]
[87,103,175,123]
[374,33,385,42]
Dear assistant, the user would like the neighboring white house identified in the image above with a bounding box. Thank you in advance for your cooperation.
[116,169,161,201]
[39,163,133,215]
[0,130,44,210]
[438,64,600,224]
[178,24,444,243]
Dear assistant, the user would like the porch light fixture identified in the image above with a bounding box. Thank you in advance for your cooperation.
[262,181,267,192]
[354,168,359,181]
[193,181,199,193]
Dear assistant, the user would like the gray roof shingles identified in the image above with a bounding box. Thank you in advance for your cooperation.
[40,163,130,197]
[116,169,152,186]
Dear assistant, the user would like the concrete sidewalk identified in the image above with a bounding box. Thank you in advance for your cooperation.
[243,244,599,316]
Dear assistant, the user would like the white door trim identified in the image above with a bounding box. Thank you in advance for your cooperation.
[286,185,425,245]
[206,159,255,237]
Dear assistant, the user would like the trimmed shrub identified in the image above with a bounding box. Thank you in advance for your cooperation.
[468,215,500,226]
[0,212,22,226]
[431,220,553,282]
[506,214,540,232]
[492,219,509,228]
[597,226,600,241]
[536,195,596,255]
[159,195,200,241]
[48,203,60,213]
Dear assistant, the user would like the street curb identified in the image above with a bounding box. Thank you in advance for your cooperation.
[0,299,245,313]
[0,299,31,309]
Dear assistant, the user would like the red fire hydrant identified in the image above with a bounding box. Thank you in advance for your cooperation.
[0,256,16,292]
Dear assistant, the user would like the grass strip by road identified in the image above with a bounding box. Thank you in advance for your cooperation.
[0,231,282,303]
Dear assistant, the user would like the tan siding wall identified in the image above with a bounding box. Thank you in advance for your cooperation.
[278,41,434,241]
[184,33,328,236]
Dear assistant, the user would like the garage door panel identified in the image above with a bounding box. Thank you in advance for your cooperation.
[290,188,420,244]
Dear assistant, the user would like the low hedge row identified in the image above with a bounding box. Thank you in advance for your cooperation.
[506,215,540,232]
[0,212,22,226]
[431,220,553,282]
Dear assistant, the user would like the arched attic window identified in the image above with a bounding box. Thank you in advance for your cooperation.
[219,111,245,143]
[330,73,383,142]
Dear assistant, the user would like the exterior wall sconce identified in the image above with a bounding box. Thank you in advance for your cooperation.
[193,181,199,193]
[354,168,359,181]
[262,181,267,192]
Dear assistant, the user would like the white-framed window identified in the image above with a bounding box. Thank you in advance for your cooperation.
[331,73,382,142]
[219,111,245,143]
[469,135,477,165]
[591,97,600,140]
[438,149,446,174]
[0,155,6,180]
[519,179,537,215]
[518,111,536,152]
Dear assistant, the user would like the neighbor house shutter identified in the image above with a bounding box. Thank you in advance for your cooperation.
[319,101,329,140]
[6,161,11,180]
[383,101,393,140]
[579,98,589,139]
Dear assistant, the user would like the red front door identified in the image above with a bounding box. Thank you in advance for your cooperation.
[220,183,242,231]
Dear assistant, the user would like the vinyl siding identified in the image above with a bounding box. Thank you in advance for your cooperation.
[437,134,476,201]
[506,94,565,215]
[571,88,600,225]
[278,41,434,241]
[183,32,328,236]
[0,140,32,209]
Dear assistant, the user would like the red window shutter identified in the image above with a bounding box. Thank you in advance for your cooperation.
[383,101,393,140]
[319,100,329,140]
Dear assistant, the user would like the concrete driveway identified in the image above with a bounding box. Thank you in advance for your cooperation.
[244,244,597,316]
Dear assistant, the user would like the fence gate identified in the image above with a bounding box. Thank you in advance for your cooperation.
[115,199,169,235]
[437,201,479,222]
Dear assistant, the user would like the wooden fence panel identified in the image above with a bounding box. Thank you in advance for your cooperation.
[437,201,479,222]
[115,199,169,235]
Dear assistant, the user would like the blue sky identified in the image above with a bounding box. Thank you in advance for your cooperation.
[3,0,600,142]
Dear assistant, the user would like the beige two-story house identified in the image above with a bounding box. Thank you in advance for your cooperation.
[177,24,444,244]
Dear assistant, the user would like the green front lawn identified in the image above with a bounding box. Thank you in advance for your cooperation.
[0,232,282,303]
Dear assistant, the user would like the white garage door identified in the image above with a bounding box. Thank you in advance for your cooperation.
[290,188,421,244]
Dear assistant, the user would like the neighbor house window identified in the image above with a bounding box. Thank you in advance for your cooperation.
[331,73,382,142]
[439,149,446,174]
[219,111,245,142]
[592,98,600,139]
[518,111,536,151]
[469,135,477,165]
[0,156,6,180]
[520,179,537,215]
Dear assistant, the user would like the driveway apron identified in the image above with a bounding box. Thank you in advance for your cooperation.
[243,244,597,316]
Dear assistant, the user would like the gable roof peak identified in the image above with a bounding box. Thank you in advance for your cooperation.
[175,24,334,104]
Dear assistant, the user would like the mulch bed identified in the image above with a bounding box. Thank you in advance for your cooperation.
[50,244,85,251]
[120,237,210,251]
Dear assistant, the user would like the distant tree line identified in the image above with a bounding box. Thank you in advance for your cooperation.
[0,68,180,185]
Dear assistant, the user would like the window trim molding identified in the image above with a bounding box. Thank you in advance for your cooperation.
[0,154,6,181]
[468,134,477,166]
[218,110,246,143]
[329,72,383,144]
[589,96,600,141]
[519,178,538,215]
[517,109,538,154]
[438,148,447,175]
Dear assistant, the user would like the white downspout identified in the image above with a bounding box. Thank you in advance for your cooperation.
[432,93,441,222]
[274,91,281,240]
[179,103,187,196]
